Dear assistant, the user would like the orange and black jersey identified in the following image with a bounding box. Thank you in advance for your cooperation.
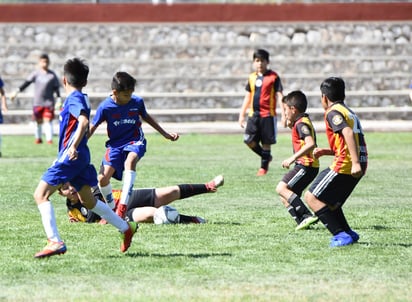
[325,102,368,175]
[291,113,319,168]
[245,70,283,118]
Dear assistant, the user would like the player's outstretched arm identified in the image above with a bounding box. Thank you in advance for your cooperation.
[143,113,179,141]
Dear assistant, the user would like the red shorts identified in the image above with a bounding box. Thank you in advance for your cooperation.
[33,106,54,121]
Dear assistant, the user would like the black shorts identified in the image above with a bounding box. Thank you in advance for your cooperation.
[125,189,156,222]
[244,115,277,145]
[281,164,319,197]
[308,168,362,207]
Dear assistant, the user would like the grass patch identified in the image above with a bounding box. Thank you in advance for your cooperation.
[0,132,411,301]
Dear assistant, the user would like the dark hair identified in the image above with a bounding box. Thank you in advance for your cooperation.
[253,49,269,62]
[283,90,307,113]
[63,57,89,88]
[40,53,49,61]
[320,77,345,102]
[111,72,136,92]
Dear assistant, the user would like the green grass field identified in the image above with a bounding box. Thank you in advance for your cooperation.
[0,132,411,301]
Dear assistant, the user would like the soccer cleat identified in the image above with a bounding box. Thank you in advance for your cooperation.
[120,221,138,253]
[346,229,360,242]
[35,138,43,144]
[191,216,206,224]
[330,231,354,247]
[47,140,53,145]
[256,168,268,176]
[34,240,67,258]
[116,203,127,219]
[206,175,224,192]
[295,215,319,231]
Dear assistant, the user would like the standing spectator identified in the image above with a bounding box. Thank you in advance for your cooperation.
[0,76,8,157]
[304,77,368,247]
[11,53,61,144]
[238,49,286,176]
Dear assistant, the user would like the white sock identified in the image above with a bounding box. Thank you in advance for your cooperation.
[38,201,61,242]
[91,200,129,233]
[35,124,42,140]
[44,121,53,142]
[99,183,115,209]
[120,170,136,206]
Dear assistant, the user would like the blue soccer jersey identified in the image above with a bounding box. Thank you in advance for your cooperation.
[92,95,148,148]
[42,90,97,190]
[59,90,91,154]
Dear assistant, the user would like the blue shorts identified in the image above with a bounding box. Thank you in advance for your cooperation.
[102,139,147,181]
[42,148,98,192]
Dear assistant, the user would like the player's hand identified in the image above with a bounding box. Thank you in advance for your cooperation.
[238,116,246,128]
[281,156,294,169]
[68,147,79,161]
[313,148,332,158]
[55,97,63,110]
[351,162,363,178]
[168,132,179,141]
[10,91,18,102]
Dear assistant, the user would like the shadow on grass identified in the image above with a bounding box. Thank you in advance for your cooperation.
[358,242,412,248]
[119,252,232,258]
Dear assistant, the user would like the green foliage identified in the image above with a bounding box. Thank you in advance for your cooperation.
[0,132,411,301]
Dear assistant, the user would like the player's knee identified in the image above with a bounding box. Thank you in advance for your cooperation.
[275,182,286,195]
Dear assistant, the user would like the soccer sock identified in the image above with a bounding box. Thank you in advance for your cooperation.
[44,121,53,142]
[99,183,115,209]
[91,199,129,233]
[287,205,301,224]
[178,184,208,199]
[288,193,313,218]
[38,201,61,242]
[120,170,136,206]
[315,206,344,235]
[35,124,42,139]
[334,207,351,232]
[249,144,263,157]
[261,150,271,170]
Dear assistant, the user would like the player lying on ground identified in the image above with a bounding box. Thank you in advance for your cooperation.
[59,175,224,224]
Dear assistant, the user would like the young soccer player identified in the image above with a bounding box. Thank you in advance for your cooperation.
[276,91,319,231]
[89,71,179,219]
[238,49,286,176]
[33,58,137,258]
[0,76,8,157]
[60,175,224,224]
[10,54,61,144]
[304,77,368,247]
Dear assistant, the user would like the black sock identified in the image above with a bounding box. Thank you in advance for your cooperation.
[288,193,312,218]
[315,206,344,235]
[178,184,208,199]
[334,207,351,232]
[261,150,271,169]
[179,214,196,223]
[287,206,301,224]
[249,144,263,157]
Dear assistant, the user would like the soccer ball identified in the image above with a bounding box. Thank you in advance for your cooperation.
[153,205,180,225]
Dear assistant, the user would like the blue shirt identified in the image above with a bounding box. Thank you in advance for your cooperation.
[58,90,91,154]
[92,95,148,148]
[0,77,4,88]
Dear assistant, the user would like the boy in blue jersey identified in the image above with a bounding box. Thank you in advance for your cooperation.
[33,58,138,258]
[89,72,179,219]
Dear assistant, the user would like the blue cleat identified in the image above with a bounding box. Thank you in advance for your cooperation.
[330,231,354,247]
[346,229,360,242]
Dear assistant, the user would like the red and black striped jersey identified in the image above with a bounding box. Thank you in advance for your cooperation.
[245,70,283,118]
[291,114,319,168]
[325,102,368,174]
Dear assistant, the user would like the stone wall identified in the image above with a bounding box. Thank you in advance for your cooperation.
[1,22,411,122]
